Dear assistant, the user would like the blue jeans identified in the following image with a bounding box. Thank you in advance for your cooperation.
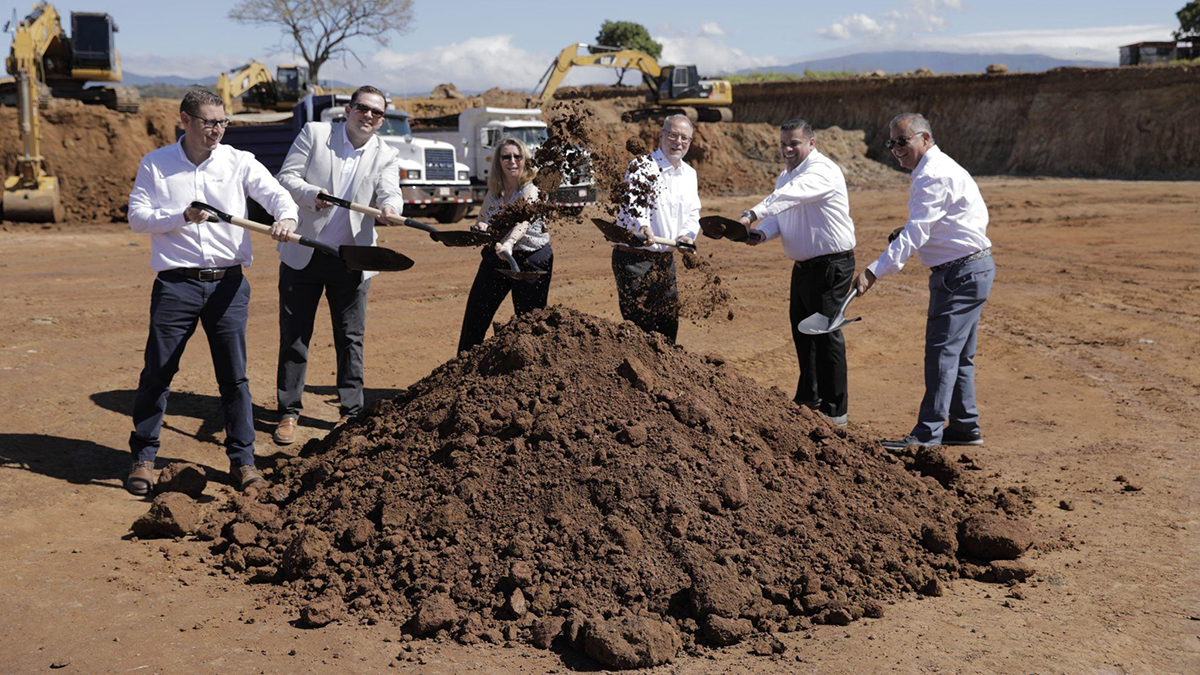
[912,255,996,444]
[129,270,256,468]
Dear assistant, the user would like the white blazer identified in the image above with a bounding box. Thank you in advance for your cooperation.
[276,121,403,278]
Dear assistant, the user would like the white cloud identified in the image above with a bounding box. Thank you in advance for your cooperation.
[654,25,780,75]
[122,52,265,79]
[366,35,555,93]
[820,0,964,41]
[699,22,726,37]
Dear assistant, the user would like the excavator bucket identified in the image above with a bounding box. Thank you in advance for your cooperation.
[3,175,64,223]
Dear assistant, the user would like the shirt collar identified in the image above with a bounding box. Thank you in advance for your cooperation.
[175,135,223,168]
[652,148,683,175]
[915,145,941,174]
[783,148,821,178]
[341,124,370,155]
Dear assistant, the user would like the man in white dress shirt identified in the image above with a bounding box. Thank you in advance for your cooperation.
[612,115,701,343]
[126,89,298,495]
[741,118,857,426]
[272,85,403,445]
[854,112,995,448]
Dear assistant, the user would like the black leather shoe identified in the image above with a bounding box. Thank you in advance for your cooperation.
[943,428,983,446]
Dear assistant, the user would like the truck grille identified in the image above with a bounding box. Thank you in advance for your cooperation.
[425,149,455,181]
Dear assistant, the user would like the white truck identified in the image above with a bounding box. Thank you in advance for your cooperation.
[411,107,596,215]
[223,94,475,223]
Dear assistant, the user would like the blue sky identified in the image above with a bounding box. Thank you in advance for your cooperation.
[16,0,1185,92]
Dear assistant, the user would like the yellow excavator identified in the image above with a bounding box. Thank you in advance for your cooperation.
[217,61,324,111]
[3,2,136,221]
[533,43,734,123]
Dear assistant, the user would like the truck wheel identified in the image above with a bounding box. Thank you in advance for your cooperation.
[435,203,469,224]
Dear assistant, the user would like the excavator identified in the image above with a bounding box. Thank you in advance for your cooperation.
[217,61,324,111]
[533,43,733,123]
[3,2,137,221]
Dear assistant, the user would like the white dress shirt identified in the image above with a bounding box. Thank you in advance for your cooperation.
[616,149,701,253]
[867,145,991,279]
[128,137,298,272]
[750,149,856,261]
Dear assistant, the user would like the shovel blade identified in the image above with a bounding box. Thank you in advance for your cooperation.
[699,215,749,241]
[434,231,496,247]
[591,218,644,246]
[337,245,415,272]
[497,269,544,280]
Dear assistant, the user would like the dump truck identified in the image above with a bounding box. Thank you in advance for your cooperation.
[411,107,596,215]
[219,94,474,223]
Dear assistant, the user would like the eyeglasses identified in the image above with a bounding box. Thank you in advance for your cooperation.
[885,134,921,149]
[665,131,692,143]
[351,102,386,118]
[189,114,229,130]
[500,153,524,162]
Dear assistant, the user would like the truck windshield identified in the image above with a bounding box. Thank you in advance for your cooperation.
[506,127,549,150]
[379,115,413,137]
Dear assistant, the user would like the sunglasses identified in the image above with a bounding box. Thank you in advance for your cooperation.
[500,153,524,161]
[189,114,229,130]
[352,102,386,118]
[884,134,921,149]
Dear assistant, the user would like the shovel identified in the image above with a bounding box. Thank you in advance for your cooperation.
[317,194,496,247]
[699,215,751,242]
[797,288,861,335]
[497,250,546,280]
[191,201,414,272]
[590,218,696,251]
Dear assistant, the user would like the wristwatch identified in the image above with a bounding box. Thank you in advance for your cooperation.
[741,210,757,223]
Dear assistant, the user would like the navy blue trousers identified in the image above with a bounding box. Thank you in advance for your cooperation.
[129,270,256,468]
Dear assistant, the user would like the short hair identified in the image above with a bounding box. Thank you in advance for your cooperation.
[486,137,537,195]
[180,88,223,116]
[350,85,386,106]
[661,114,695,134]
[890,112,933,138]
[780,118,814,138]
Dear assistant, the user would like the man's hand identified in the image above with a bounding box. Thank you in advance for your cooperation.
[745,229,766,246]
[314,194,333,210]
[887,226,904,243]
[638,224,653,242]
[471,221,489,233]
[377,205,399,226]
[184,206,209,224]
[854,269,877,296]
[270,218,297,242]
[678,235,694,247]
[739,209,757,228]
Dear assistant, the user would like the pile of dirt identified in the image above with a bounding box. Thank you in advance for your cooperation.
[0,98,181,223]
[143,307,1033,668]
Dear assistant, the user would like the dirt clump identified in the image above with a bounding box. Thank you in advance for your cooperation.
[131,492,206,539]
[152,306,1031,666]
[155,461,208,497]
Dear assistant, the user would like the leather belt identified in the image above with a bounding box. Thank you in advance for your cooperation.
[163,265,242,281]
[930,248,991,272]
[612,244,672,259]
[795,250,854,269]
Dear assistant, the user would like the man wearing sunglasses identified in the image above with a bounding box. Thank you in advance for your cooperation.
[739,118,857,427]
[272,85,404,445]
[125,88,299,495]
[611,114,701,343]
[854,113,995,449]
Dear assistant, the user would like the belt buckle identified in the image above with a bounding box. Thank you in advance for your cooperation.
[198,268,218,281]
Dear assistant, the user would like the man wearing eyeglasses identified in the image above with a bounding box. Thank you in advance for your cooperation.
[739,118,857,427]
[125,88,299,495]
[853,112,995,449]
[611,114,701,343]
[271,85,404,446]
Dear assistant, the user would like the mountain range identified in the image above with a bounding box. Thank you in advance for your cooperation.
[124,72,354,88]
[736,51,1112,76]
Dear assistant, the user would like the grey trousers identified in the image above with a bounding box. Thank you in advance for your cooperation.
[913,255,996,444]
[277,254,371,420]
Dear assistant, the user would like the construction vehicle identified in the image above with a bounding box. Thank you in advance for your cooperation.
[533,43,733,123]
[411,107,596,215]
[2,2,138,112]
[219,94,474,223]
[217,61,325,111]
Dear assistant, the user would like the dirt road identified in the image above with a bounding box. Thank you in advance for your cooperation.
[1,179,1197,673]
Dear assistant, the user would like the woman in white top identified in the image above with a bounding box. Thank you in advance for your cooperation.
[457,137,553,352]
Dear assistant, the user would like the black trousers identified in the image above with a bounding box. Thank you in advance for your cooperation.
[789,251,855,417]
[277,253,371,419]
[130,269,255,468]
[611,248,680,343]
[457,245,554,353]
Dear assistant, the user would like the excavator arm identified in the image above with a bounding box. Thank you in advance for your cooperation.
[534,43,663,105]
[217,61,275,110]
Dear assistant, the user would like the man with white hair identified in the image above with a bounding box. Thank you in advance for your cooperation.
[854,112,995,448]
[611,114,701,343]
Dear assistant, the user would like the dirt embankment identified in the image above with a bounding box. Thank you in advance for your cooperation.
[0,98,181,222]
[732,65,1200,179]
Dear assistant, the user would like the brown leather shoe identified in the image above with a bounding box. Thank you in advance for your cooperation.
[273,417,297,445]
[234,465,266,492]
[126,461,155,496]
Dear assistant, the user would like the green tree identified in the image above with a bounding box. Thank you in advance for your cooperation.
[229,0,414,84]
[1176,1,1200,40]
[591,20,663,85]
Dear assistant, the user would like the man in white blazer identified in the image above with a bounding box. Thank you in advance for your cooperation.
[272,85,403,444]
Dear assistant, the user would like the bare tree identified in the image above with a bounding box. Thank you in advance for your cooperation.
[229,0,415,83]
